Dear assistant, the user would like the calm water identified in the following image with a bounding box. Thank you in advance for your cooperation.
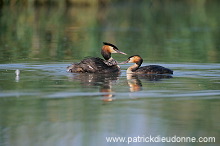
[0,1,220,146]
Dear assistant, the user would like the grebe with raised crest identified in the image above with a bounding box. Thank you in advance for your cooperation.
[67,42,127,73]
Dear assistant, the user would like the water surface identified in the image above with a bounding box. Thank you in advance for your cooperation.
[0,62,219,146]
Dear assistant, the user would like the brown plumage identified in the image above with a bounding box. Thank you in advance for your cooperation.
[121,55,173,74]
[67,42,127,73]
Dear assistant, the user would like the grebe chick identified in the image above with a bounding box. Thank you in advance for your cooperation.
[67,42,127,73]
[121,55,173,74]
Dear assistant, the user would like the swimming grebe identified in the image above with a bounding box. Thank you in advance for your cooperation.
[67,42,127,73]
[121,55,173,74]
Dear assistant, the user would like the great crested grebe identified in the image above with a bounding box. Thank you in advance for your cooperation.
[67,42,127,73]
[121,55,173,74]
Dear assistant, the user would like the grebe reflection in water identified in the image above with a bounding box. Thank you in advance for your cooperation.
[68,73,119,101]
[127,74,142,92]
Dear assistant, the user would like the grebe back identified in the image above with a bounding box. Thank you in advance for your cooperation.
[67,42,127,73]
[121,55,173,74]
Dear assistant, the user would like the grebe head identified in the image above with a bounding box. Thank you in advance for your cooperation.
[120,55,143,66]
[101,42,127,60]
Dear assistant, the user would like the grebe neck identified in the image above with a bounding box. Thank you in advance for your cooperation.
[101,47,111,60]
[127,63,140,74]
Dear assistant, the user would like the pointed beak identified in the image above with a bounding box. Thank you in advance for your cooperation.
[118,60,129,64]
[115,50,127,55]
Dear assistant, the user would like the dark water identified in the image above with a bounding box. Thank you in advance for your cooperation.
[0,1,220,146]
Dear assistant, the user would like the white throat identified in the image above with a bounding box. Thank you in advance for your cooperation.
[126,64,139,74]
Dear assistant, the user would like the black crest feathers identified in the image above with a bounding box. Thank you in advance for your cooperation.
[103,42,119,50]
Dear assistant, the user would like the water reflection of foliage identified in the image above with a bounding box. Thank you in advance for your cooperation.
[0,0,220,63]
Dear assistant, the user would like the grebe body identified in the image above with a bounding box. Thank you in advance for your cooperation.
[122,55,173,74]
[67,42,126,73]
